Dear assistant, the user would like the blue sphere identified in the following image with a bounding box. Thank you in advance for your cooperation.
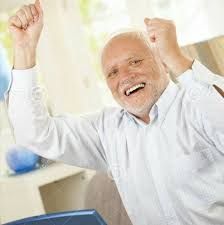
[0,45,11,101]
[6,146,40,174]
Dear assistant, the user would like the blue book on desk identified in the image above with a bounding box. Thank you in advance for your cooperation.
[3,209,107,225]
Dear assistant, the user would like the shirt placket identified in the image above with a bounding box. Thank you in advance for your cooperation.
[146,126,180,225]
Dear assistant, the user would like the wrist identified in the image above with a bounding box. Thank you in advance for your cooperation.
[165,51,193,77]
[13,46,36,70]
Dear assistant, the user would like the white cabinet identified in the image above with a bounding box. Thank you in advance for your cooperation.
[0,163,94,224]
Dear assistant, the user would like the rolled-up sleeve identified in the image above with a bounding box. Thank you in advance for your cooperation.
[198,85,224,152]
[177,60,224,151]
[177,59,224,90]
[6,67,108,171]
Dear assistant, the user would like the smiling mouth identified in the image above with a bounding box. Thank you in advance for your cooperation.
[125,82,146,96]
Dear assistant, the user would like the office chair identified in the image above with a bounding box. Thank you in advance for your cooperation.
[3,209,107,225]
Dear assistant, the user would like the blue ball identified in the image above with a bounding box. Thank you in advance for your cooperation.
[0,45,11,101]
[6,146,40,174]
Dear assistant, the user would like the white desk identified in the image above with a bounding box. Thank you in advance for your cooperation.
[0,163,92,223]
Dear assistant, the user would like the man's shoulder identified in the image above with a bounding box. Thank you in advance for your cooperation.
[89,106,127,133]
[171,79,212,121]
[179,77,211,102]
[177,59,224,90]
[80,106,124,121]
[101,106,125,115]
[100,106,126,123]
[178,77,224,117]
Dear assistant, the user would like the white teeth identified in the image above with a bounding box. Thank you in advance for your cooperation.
[125,83,145,96]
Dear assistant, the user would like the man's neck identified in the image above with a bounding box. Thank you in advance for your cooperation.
[139,114,150,124]
[132,109,151,124]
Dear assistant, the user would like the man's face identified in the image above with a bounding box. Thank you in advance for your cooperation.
[101,34,168,116]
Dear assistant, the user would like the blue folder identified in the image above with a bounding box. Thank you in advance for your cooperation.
[3,209,107,225]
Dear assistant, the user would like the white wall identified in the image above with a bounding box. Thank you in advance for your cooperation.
[126,0,224,46]
[1,0,224,116]
[37,0,103,115]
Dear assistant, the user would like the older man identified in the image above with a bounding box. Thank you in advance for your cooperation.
[7,1,224,225]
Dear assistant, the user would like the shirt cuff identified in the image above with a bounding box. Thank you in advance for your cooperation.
[176,60,195,86]
[10,66,38,91]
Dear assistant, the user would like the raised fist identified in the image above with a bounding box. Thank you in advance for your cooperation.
[8,0,43,50]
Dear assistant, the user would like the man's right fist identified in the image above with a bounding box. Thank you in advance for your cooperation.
[8,0,43,69]
[8,0,43,50]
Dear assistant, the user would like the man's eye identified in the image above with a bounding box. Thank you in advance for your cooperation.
[130,59,143,66]
[108,70,118,78]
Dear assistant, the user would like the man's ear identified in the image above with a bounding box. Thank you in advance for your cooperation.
[213,85,224,98]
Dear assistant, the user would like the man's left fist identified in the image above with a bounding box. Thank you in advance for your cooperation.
[144,18,193,76]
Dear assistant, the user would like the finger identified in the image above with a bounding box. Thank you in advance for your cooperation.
[144,17,159,26]
[146,25,156,32]
[35,0,43,16]
[8,15,22,29]
[145,25,157,38]
[144,18,161,32]
[145,18,169,29]
[150,18,169,24]
[146,26,167,36]
[16,9,28,29]
[147,29,156,42]
[30,4,38,22]
[144,19,156,43]
[144,17,150,25]
[148,29,158,43]
[145,23,170,38]
[22,5,34,24]
[149,34,156,43]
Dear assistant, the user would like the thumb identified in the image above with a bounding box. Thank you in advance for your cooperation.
[9,24,21,34]
[35,0,43,15]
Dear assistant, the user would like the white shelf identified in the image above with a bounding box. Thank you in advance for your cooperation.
[0,162,84,186]
[0,163,86,223]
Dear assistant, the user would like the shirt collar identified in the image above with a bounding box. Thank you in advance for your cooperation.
[125,80,179,125]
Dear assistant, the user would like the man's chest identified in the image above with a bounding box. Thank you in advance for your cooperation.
[105,116,222,194]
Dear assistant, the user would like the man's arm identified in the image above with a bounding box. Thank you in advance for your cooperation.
[7,67,108,171]
[197,85,224,152]
[143,17,224,92]
[177,59,224,95]
[7,1,108,171]
[8,0,43,70]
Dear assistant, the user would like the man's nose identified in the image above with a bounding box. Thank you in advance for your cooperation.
[119,66,133,80]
